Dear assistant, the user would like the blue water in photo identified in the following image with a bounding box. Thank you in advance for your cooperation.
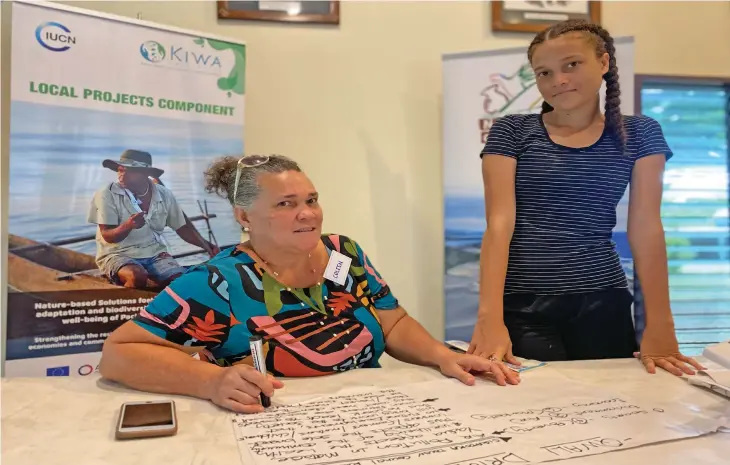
[443,195,490,342]
[8,101,244,265]
[444,196,486,249]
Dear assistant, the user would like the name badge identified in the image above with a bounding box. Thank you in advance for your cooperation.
[323,251,351,286]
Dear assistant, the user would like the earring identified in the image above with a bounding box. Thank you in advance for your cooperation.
[243,226,250,232]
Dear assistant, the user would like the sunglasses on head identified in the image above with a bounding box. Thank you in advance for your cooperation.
[233,155,271,203]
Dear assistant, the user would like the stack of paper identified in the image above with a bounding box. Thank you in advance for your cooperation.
[703,339,730,368]
[685,340,730,400]
[688,369,730,399]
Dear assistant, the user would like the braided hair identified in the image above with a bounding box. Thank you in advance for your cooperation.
[527,20,626,152]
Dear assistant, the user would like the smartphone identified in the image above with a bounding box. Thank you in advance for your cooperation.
[444,340,468,353]
[115,400,178,440]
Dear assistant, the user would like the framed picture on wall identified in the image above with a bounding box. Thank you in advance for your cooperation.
[217,1,340,25]
[492,1,601,33]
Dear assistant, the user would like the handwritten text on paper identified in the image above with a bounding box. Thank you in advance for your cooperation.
[232,378,726,465]
[232,388,522,465]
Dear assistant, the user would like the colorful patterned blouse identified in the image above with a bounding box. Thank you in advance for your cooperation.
[133,234,399,376]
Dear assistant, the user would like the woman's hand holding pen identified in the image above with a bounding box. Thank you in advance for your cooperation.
[205,365,284,414]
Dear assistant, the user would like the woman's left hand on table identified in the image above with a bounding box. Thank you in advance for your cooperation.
[636,324,706,376]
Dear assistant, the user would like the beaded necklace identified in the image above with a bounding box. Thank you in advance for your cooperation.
[249,245,362,367]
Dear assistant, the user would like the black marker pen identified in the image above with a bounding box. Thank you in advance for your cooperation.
[249,335,270,408]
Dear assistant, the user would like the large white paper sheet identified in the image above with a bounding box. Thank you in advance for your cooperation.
[232,374,730,465]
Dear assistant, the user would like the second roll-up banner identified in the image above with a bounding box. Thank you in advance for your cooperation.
[5,0,246,377]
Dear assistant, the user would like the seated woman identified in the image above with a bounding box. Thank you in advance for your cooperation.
[99,154,519,414]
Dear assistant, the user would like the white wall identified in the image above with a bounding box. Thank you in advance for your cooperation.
[3,1,729,349]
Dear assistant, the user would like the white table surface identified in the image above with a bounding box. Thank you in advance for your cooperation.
[2,356,729,465]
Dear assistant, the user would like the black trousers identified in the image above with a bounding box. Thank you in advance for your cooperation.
[503,288,638,362]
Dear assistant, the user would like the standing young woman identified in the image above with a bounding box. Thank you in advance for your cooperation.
[469,19,704,377]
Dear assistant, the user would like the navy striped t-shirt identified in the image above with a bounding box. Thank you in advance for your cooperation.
[480,113,673,295]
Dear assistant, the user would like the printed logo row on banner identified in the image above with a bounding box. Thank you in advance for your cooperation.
[36,20,224,68]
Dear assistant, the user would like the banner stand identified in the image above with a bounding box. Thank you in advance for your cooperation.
[4,0,246,377]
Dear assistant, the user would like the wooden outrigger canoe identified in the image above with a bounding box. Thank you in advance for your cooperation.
[7,197,230,300]
[8,233,159,298]
[9,208,226,294]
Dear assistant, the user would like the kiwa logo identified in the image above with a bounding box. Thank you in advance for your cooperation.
[140,41,166,63]
[139,39,223,72]
[35,21,75,52]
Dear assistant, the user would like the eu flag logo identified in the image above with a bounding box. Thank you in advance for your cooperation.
[46,366,70,376]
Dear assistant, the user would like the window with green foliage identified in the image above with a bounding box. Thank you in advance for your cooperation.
[638,79,730,355]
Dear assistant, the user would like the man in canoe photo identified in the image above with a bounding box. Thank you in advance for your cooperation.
[87,149,219,290]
